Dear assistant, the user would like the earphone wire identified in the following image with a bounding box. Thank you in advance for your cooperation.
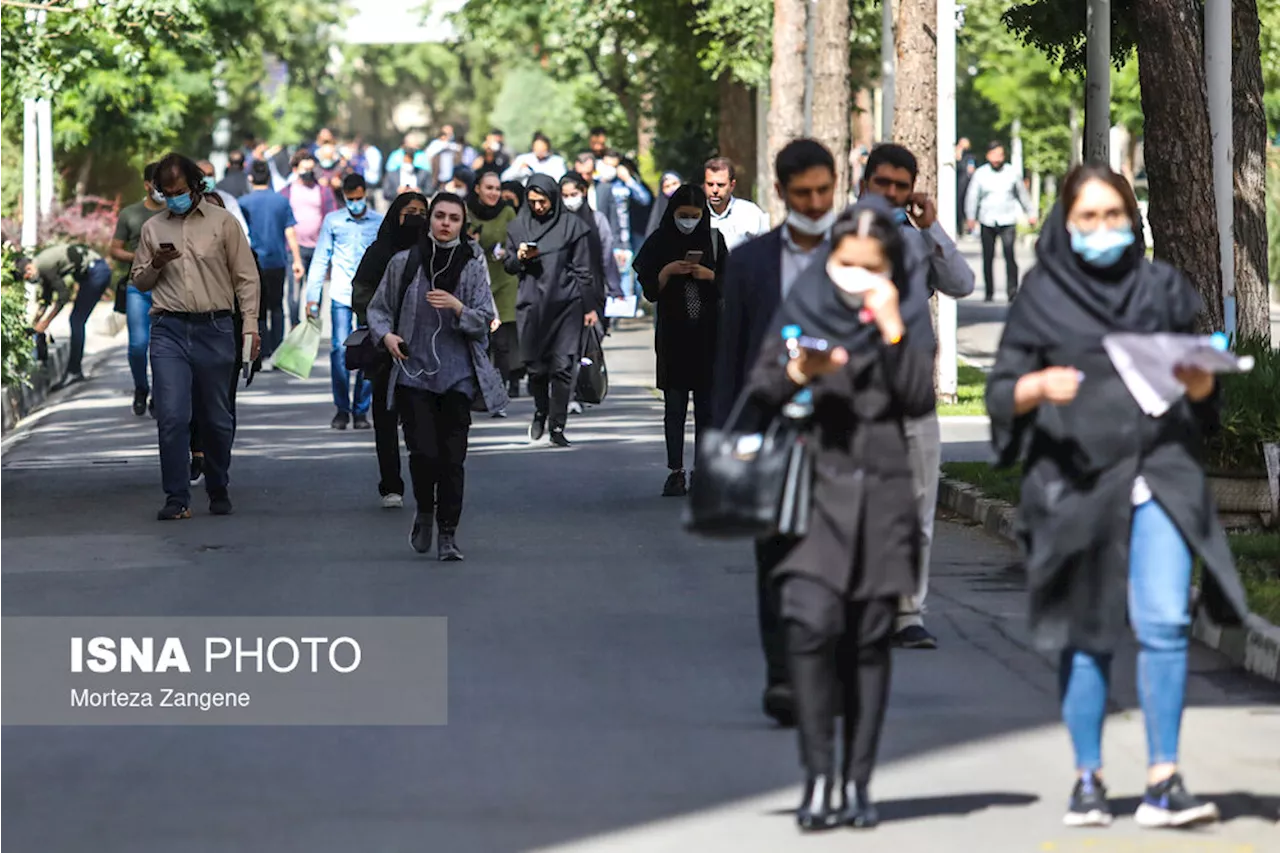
[398,242,459,380]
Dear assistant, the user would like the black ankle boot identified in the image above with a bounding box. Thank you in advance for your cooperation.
[840,780,879,828]
[796,775,840,832]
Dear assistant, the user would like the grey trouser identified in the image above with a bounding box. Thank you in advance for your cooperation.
[898,411,941,630]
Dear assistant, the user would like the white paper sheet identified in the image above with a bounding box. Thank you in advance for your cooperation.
[1102,333,1255,417]
[605,296,638,318]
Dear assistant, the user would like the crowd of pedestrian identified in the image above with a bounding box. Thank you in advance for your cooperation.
[13,116,1252,839]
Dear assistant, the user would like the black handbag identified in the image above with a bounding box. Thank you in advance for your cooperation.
[683,391,813,540]
[576,323,609,405]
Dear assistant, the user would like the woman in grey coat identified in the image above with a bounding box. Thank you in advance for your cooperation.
[367,193,508,561]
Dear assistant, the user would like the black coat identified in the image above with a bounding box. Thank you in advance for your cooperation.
[711,228,786,426]
[746,336,935,600]
[986,208,1249,654]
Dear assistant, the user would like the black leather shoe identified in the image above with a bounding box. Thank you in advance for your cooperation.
[529,412,546,442]
[796,776,841,832]
[763,683,796,727]
[549,428,571,448]
[410,513,432,554]
[438,532,464,562]
[840,780,880,828]
[331,411,350,430]
[208,490,233,516]
[132,388,149,416]
[891,624,938,649]
[352,414,371,430]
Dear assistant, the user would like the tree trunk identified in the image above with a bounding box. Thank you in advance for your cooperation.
[767,0,808,224]
[1132,0,1222,332]
[892,0,937,199]
[812,0,852,204]
[717,75,759,201]
[1231,0,1272,344]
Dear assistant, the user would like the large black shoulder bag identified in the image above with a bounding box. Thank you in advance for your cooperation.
[576,323,609,405]
[683,389,813,540]
[345,246,422,372]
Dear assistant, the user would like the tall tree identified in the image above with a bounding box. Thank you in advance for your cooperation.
[717,77,759,199]
[1132,0,1222,332]
[812,0,852,202]
[1232,0,1273,344]
[767,0,808,223]
[893,0,938,197]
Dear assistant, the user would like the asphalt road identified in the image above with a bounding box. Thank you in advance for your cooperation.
[3,314,1277,852]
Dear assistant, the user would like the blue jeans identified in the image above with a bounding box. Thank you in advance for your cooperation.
[1059,499,1192,771]
[126,284,154,392]
[150,314,237,506]
[330,301,371,415]
[67,260,112,375]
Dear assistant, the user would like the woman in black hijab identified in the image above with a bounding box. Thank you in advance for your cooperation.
[986,164,1247,829]
[632,184,727,496]
[350,190,429,506]
[742,197,935,832]
[500,179,525,212]
[503,173,595,447]
[645,170,682,238]
[559,171,623,323]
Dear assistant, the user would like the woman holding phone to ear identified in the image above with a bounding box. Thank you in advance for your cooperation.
[632,184,728,496]
[744,197,935,832]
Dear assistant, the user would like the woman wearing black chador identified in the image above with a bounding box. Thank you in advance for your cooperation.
[743,197,935,831]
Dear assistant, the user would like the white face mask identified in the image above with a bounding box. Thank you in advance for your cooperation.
[787,208,837,237]
[149,188,165,205]
[674,216,701,235]
[562,195,585,212]
[432,235,461,249]
[826,261,889,310]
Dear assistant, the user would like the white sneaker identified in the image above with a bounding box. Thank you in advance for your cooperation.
[568,401,583,415]
[380,493,404,509]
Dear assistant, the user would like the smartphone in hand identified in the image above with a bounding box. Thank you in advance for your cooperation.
[684,250,703,265]
[159,242,176,252]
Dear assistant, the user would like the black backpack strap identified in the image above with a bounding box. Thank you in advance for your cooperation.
[393,245,422,335]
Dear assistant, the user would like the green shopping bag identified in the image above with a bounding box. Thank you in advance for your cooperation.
[272,318,322,379]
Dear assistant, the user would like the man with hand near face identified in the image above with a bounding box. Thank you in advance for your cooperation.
[860,142,974,651]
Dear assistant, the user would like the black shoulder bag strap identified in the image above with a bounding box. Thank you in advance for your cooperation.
[393,245,422,336]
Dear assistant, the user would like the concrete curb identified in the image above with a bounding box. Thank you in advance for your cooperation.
[1,338,69,434]
[938,476,1280,684]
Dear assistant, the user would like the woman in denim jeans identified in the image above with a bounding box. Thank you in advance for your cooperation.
[986,164,1249,830]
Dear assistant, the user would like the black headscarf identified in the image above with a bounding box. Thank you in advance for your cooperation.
[771,195,932,357]
[500,179,525,211]
[354,191,429,291]
[633,184,717,283]
[559,172,608,297]
[419,192,473,294]
[468,167,509,221]
[646,170,682,237]
[1001,200,1186,348]
[507,173,585,253]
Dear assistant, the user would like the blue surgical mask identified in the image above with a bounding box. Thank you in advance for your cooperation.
[1069,223,1135,268]
[201,176,217,193]
[346,198,367,216]
[892,207,910,225]
[166,192,194,215]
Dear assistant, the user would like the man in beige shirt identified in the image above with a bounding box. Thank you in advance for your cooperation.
[132,152,261,521]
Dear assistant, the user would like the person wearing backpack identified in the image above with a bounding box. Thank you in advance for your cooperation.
[352,191,429,508]
[366,193,508,561]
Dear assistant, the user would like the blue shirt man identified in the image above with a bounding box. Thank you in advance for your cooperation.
[305,174,384,428]
[238,162,305,358]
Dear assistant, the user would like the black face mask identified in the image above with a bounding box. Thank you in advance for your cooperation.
[402,213,426,234]
[299,170,316,183]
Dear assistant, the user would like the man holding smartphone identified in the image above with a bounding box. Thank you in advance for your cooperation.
[131,152,261,521]
[859,143,975,650]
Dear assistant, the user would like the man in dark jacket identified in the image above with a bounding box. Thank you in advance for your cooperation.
[572,152,619,237]
[712,139,839,727]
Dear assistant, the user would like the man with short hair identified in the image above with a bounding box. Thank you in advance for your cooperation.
[860,142,975,650]
[965,141,1035,301]
[598,149,652,310]
[282,150,341,325]
[588,127,609,160]
[239,160,306,359]
[306,174,383,430]
[196,160,249,235]
[131,152,261,521]
[503,132,568,182]
[703,156,770,251]
[217,150,251,198]
[472,128,511,174]
[712,138,841,727]
[109,160,167,413]
[572,152,619,234]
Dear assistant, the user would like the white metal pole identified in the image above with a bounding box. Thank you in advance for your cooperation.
[36,98,54,217]
[22,98,39,250]
[881,0,895,142]
[1085,0,1111,163]
[936,0,958,400]
[1205,0,1233,335]
[1011,117,1024,176]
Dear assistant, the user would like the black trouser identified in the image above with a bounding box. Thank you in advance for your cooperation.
[663,387,711,471]
[782,576,895,784]
[489,322,521,383]
[372,374,404,497]
[258,267,287,358]
[528,354,575,431]
[980,224,1020,301]
[756,535,798,688]
[397,387,471,532]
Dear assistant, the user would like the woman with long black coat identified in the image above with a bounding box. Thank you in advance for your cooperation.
[352,190,429,506]
[503,173,595,447]
[986,164,1249,830]
[632,184,728,496]
[745,198,935,832]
